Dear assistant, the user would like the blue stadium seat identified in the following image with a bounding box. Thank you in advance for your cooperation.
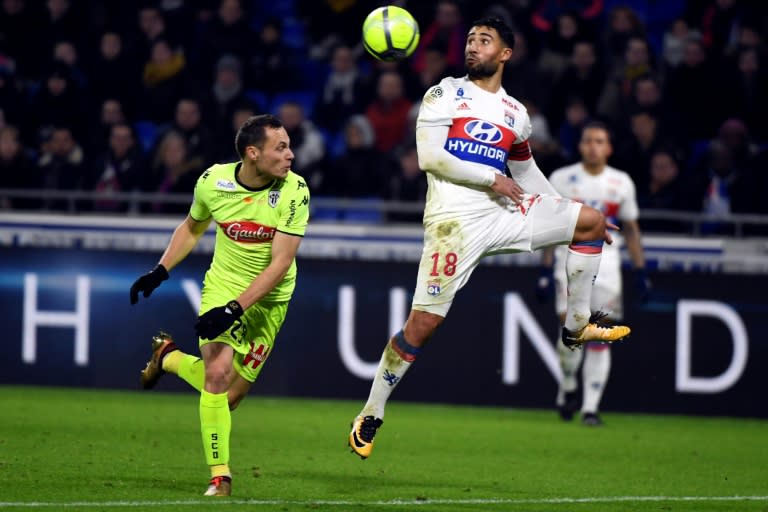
[134,121,158,153]
[270,91,317,119]
[245,90,269,112]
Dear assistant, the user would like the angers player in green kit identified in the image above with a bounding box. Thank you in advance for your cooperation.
[130,114,309,497]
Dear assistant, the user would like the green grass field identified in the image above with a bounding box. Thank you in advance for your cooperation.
[1,386,766,512]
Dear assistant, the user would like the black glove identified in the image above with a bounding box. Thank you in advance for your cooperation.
[130,264,169,304]
[195,300,244,340]
[535,265,555,304]
[633,268,652,303]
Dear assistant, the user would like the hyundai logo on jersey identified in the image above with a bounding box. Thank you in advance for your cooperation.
[445,117,516,171]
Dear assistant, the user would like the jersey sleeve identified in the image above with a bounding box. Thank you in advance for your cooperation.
[277,176,310,236]
[618,175,639,222]
[416,82,453,128]
[507,113,533,162]
[189,169,213,221]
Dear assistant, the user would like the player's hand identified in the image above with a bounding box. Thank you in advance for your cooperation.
[535,265,555,304]
[130,264,169,304]
[490,175,524,206]
[603,221,620,245]
[195,300,244,340]
[633,268,652,303]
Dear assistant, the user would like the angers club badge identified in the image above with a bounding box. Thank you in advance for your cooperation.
[268,190,281,208]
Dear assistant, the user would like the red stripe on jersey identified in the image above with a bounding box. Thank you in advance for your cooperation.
[507,140,531,161]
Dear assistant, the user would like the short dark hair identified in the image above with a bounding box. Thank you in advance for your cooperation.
[235,114,283,158]
[581,120,612,142]
[470,16,515,50]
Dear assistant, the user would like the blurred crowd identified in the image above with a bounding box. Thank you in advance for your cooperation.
[0,0,767,228]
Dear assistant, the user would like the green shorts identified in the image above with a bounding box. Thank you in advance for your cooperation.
[199,299,289,383]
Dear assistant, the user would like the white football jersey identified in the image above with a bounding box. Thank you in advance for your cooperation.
[549,163,639,257]
[416,76,533,221]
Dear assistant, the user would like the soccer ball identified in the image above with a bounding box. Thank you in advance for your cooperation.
[362,5,420,62]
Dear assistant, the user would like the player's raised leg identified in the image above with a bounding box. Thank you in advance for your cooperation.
[141,332,205,391]
[561,207,630,348]
[349,310,442,459]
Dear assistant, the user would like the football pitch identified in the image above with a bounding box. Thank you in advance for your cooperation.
[1,386,766,512]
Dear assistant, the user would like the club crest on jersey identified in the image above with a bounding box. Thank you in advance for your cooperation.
[215,179,236,190]
[427,280,441,296]
[268,190,280,207]
[504,110,516,127]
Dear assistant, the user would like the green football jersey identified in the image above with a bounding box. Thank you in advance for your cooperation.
[189,162,310,302]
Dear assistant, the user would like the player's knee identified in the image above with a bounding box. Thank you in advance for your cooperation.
[404,310,443,346]
[575,206,605,240]
[204,366,232,391]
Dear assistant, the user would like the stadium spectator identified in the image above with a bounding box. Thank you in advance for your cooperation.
[0,61,25,132]
[637,149,691,232]
[144,130,203,214]
[720,47,768,141]
[325,114,386,197]
[247,17,298,94]
[601,5,645,74]
[557,97,590,162]
[547,40,604,132]
[36,125,87,211]
[51,40,87,90]
[140,38,189,123]
[664,38,722,139]
[661,17,701,68]
[31,62,86,139]
[407,42,453,103]
[200,0,253,83]
[387,142,426,223]
[597,36,654,123]
[698,0,742,57]
[88,31,139,116]
[501,31,548,109]
[538,12,584,79]
[276,101,325,182]
[214,102,255,163]
[203,54,251,152]
[411,1,465,75]
[0,125,35,209]
[0,0,45,79]
[613,110,667,190]
[86,98,128,155]
[42,0,83,54]
[135,5,168,63]
[530,0,604,36]
[87,122,146,212]
[365,71,413,153]
[156,98,215,167]
[314,44,368,132]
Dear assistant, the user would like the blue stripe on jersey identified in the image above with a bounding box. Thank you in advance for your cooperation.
[444,138,508,172]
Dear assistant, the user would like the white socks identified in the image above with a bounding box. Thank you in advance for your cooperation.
[564,245,602,332]
[361,333,418,420]
[581,348,611,414]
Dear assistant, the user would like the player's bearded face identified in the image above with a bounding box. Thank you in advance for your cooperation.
[465,57,496,79]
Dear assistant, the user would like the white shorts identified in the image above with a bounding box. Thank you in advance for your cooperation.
[554,245,624,320]
[412,193,582,317]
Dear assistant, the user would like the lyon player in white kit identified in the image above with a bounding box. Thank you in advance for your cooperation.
[349,16,631,459]
[540,122,648,426]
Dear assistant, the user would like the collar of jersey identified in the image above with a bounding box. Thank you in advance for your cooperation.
[234,161,277,192]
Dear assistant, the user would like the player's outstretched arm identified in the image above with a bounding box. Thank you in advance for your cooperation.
[194,231,302,340]
[506,154,559,196]
[416,125,498,187]
[130,215,211,304]
[235,231,302,310]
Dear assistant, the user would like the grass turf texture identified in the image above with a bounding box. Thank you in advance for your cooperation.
[0,386,766,512]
